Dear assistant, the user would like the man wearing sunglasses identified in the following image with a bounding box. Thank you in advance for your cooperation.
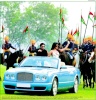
[36,43,48,56]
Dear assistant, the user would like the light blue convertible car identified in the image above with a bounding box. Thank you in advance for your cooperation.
[3,56,81,96]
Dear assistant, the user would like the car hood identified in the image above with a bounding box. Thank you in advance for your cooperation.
[6,67,58,74]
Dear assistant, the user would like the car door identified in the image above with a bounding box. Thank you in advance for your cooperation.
[66,67,76,87]
[58,65,70,88]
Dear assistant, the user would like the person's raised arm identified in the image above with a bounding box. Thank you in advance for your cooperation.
[59,41,70,52]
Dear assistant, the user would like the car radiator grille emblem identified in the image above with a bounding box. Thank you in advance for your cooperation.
[17,72,33,81]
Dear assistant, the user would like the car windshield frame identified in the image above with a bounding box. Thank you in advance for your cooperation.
[20,57,59,69]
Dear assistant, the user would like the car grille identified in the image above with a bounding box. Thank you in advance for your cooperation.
[17,72,33,81]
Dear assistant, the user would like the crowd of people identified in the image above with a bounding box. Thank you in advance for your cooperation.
[1,34,96,63]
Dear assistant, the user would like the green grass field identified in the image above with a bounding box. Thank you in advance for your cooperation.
[0,64,96,100]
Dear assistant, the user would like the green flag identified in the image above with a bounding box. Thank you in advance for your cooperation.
[74,27,79,37]
[59,8,63,21]
[93,14,96,20]
[88,12,93,22]
[81,15,87,26]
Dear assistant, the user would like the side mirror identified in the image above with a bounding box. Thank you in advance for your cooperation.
[13,63,20,67]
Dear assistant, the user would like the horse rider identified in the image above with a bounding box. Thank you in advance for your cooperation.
[79,38,88,53]
[80,37,94,54]
[86,37,94,53]
[2,36,16,60]
[62,33,74,59]
[28,40,36,56]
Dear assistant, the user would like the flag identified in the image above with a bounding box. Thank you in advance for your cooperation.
[1,25,4,32]
[74,27,79,37]
[59,8,63,21]
[73,28,77,35]
[81,15,87,26]
[88,11,93,22]
[23,26,28,33]
[76,27,79,37]
[93,14,96,20]
[62,17,64,25]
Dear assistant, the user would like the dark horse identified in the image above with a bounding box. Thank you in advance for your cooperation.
[59,51,76,66]
[0,50,23,70]
[79,51,94,88]
[58,42,76,66]
[0,53,4,80]
[0,53,4,65]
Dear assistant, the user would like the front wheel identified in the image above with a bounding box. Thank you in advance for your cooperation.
[69,78,78,93]
[50,78,58,96]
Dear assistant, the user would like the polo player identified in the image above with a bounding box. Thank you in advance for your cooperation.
[28,40,36,56]
[62,33,74,59]
[2,36,16,60]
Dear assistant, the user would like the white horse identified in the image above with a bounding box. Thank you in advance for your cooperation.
[87,49,95,88]
[73,51,80,69]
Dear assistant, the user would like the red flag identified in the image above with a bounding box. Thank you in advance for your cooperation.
[23,26,28,33]
[62,17,64,25]
[73,29,77,35]
[89,12,93,15]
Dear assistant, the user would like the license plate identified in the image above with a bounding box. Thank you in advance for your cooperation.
[17,83,31,88]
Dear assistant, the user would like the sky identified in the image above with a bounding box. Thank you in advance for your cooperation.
[51,1,95,40]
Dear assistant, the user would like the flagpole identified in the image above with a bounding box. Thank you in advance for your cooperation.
[60,4,61,44]
[80,9,82,45]
[61,23,62,44]
[58,21,60,42]
[83,8,91,41]
[94,0,96,83]
[92,18,94,41]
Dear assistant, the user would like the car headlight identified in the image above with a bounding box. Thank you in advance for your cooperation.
[10,74,15,80]
[35,75,40,81]
[5,74,10,79]
[42,76,47,81]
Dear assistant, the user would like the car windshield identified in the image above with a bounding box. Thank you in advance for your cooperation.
[20,57,59,69]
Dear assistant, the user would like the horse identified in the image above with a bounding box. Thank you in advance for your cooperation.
[73,51,80,68]
[0,53,4,65]
[0,50,23,70]
[58,42,76,67]
[6,50,23,70]
[17,55,27,63]
[0,53,3,80]
[79,51,93,88]
[59,51,76,67]
[87,51,95,88]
